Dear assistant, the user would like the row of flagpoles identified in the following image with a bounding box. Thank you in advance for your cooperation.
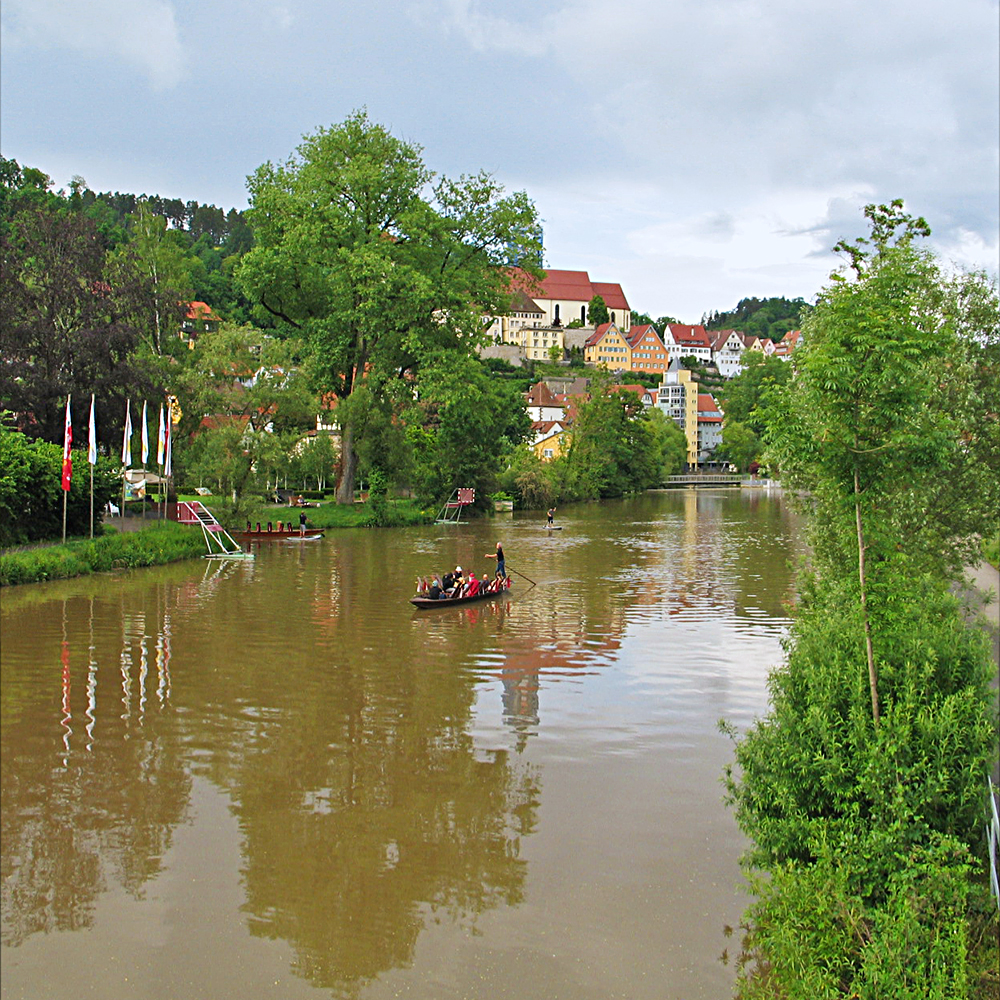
[61,395,173,542]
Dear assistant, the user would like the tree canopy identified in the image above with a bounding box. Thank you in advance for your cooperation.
[237,111,544,503]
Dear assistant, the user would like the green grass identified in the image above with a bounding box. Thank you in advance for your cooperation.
[0,522,207,587]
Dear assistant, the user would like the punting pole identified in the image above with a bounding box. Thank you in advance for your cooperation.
[507,566,537,589]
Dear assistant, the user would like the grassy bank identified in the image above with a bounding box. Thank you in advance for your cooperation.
[0,522,207,587]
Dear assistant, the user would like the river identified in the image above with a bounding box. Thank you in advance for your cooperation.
[1,489,800,1000]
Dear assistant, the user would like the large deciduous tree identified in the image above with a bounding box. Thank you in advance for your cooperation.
[237,111,543,503]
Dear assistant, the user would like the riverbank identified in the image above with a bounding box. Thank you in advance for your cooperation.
[0,521,207,587]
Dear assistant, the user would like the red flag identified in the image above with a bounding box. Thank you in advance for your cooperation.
[61,396,73,491]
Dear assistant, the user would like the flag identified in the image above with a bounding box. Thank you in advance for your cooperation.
[61,396,73,491]
[122,401,132,466]
[157,404,166,465]
[164,413,172,478]
[141,401,149,464]
[88,394,97,465]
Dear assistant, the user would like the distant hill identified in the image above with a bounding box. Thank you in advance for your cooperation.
[702,296,810,341]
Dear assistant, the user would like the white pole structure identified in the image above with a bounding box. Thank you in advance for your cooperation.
[88,394,97,537]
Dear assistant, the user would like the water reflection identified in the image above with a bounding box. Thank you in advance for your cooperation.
[2,490,799,999]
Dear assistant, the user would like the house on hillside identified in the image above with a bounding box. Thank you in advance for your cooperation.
[180,301,221,345]
[709,329,745,378]
[584,322,632,369]
[525,381,567,422]
[614,383,656,407]
[663,323,712,365]
[771,329,801,360]
[483,289,545,344]
[531,420,569,461]
[625,324,670,375]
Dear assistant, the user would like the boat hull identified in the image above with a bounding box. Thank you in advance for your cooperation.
[236,528,325,539]
[410,582,511,609]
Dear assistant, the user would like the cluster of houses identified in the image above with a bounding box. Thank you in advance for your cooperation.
[481,268,800,374]
[482,268,798,470]
[522,369,724,470]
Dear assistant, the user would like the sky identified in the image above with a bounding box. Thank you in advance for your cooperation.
[2,0,998,322]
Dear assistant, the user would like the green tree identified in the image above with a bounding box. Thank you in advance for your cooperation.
[720,420,759,473]
[724,201,999,995]
[237,111,543,504]
[763,199,996,722]
[404,352,532,504]
[719,353,791,433]
[587,294,609,327]
[564,379,659,498]
[177,323,316,508]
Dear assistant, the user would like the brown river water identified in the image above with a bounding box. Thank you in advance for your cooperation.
[1,489,800,1000]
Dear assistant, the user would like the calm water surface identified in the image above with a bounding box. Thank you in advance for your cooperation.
[1,490,799,1000]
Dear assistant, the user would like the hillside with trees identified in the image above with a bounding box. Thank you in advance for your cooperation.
[701,295,810,340]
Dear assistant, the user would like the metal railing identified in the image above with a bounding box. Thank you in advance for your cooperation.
[988,776,1000,911]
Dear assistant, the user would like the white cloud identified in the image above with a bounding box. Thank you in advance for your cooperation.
[2,0,185,90]
[435,0,999,248]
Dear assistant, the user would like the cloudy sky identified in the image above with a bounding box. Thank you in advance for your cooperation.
[2,0,997,321]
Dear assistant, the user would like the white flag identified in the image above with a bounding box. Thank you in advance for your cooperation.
[122,401,132,467]
[88,394,97,465]
[141,401,149,464]
[157,404,166,466]
[164,415,172,478]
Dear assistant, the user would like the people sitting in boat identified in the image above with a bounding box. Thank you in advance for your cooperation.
[451,566,465,595]
[442,571,455,596]
[428,576,442,600]
[465,572,480,597]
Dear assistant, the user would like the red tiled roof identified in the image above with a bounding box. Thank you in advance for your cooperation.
[698,393,723,420]
[186,301,220,321]
[626,324,667,350]
[532,419,566,435]
[507,268,630,311]
[591,281,630,312]
[584,322,616,348]
[667,323,711,348]
[526,381,563,407]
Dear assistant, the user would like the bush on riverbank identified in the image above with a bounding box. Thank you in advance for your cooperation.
[725,574,998,997]
[0,522,206,586]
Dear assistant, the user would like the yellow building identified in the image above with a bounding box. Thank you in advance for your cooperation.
[656,362,699,468]
[583,322,631,368]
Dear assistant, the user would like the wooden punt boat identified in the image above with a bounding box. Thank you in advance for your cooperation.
[235,524,325,539]
[410,579,511,609]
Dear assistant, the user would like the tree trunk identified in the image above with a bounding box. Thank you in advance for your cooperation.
[336,422,357,504]
[854,471,879,724]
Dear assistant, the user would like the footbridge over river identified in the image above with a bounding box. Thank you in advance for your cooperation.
[662,473,748,487]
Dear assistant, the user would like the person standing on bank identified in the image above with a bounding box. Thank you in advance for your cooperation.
[486,541,506,579]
